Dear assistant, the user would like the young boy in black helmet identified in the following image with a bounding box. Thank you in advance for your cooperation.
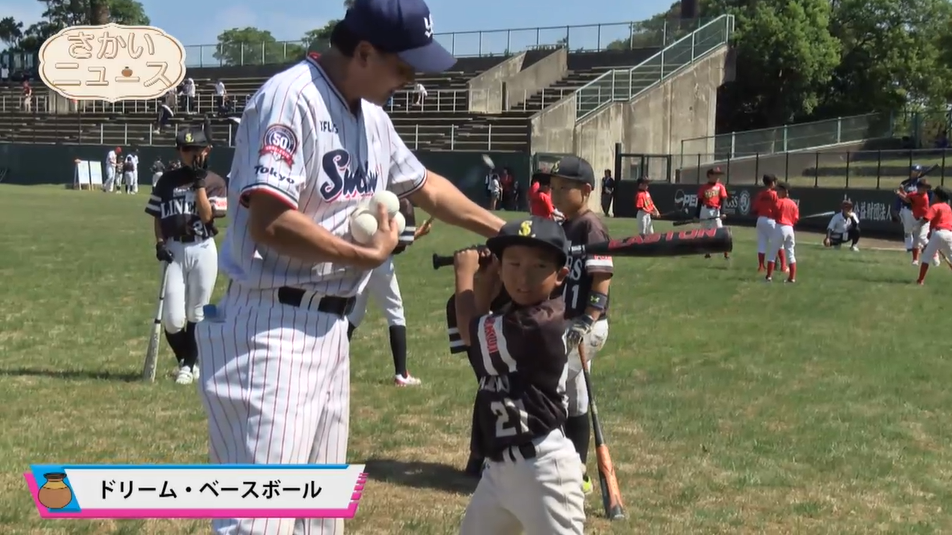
[455,216,585,535]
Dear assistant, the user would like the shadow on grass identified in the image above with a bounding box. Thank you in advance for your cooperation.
[363,458,478,494]
[0,368,141,382]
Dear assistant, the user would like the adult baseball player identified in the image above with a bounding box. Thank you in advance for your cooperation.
[347,198,432,386]
[122,150,139,194]
[194,1,504,532]
[824,200,861,251]
[145,128,227,385]
[104,146,120,192]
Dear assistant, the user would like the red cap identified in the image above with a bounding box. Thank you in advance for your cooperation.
[707,167,724,175]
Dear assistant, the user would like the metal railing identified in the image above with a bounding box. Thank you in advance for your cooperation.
[0,119,522,152]
[672,148,952,189]
[385,89,470,113]
[174,19,719,68]
[680,112,896,159]
[575,15,734,121]
[0,93,250,117]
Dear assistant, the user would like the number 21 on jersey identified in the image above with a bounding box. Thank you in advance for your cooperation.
[490,397,529,437]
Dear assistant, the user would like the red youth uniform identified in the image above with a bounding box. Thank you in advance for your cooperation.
[698,182,727,209]
[635,190,655,213]
[754,189,778,217]
[696,182,728,230]
[909,192,931,219]
[766,196,799,282]
[925,202,952,231]
[917,202,952,284]
[773,198,799,226]
[529,190,555,219]
[754,188,783,269]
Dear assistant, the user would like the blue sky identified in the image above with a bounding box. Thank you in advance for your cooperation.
[2,0,673,57]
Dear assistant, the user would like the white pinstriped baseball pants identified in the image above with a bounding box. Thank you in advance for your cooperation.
[196,285,350,535]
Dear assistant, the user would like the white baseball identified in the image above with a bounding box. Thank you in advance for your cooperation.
[393,211,406,235]
[350,209,378,245]
[371,190,400,216]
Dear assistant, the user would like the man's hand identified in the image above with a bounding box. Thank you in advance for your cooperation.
[368,203,399,262]
[566,314,595,349]
[823,237,831,247]
[454,247,482,277]
[155,242,174,263]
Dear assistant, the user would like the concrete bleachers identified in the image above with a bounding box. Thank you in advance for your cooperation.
[0,49,664,152]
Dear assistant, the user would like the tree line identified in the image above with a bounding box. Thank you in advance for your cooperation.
[2,0,951,133]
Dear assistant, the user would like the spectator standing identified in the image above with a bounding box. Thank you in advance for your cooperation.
[601,169,615,216]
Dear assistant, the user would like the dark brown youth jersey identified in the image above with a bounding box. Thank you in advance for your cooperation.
[146,168,227,241]
[467,298,569,459]
[561,210,613,319]
[446,287,512,355]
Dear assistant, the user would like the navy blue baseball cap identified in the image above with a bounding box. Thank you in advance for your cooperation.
[487,216,570,267]
[343,0,456,73]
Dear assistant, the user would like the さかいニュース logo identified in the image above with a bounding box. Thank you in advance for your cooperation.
[38,23,186,103]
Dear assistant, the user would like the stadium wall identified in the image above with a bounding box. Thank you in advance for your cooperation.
[0,144,530,202]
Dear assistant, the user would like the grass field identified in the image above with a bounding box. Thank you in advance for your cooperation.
[3,185,952,534]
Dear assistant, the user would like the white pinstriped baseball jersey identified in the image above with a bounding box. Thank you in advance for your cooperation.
[219,55,427,297]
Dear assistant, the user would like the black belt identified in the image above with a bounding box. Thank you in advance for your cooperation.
[488,442,537,463]
[171,235,202,243]
[276,287,355,317]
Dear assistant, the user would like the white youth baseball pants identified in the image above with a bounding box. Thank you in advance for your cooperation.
[912,218,930,250]
[104,167,116,191]
[152,172,163,187]
[768,225,796,265]
[566,319,608,417]
[123,171,135,191]
[900,207,918,249]
[923,229,952,262]
[636,210,654,235]
[162,238,218,334]
[196,284,350,535]
[460,428,585,535]
[699,206,723,229]
[347,256,405,328]
[756,216,777,254]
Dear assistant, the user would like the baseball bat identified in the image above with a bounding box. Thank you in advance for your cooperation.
[578,343,625,520]
[920,164,940,178]
[142,262,171,382]
[801,210,836,220]
[431,228,733,269]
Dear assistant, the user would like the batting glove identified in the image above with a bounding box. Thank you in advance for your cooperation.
[565,314,595,349]
[155,242,174,263]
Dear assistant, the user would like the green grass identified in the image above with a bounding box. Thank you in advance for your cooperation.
[3,185,952,534]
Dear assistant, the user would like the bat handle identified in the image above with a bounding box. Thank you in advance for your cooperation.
[432,253,454,270]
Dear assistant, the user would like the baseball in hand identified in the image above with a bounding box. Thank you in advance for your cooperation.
[393,211,406,235]
[350,209,378,245]
[370,191,400,217]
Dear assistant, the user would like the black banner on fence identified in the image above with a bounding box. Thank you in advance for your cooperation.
[614,180,901,239]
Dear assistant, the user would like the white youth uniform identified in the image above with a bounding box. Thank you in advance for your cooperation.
[122,154,138,193]
[196,56,426,535]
